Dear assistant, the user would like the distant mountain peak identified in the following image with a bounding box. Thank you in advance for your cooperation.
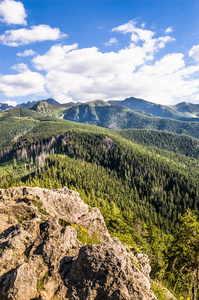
[108,97,185,119]
[0,102,14,111]
[39,98,60,106]
[15,98,60,110]
[79,100,110,107]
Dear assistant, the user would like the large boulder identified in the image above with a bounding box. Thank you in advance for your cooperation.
[64,243,156,300]
[0,186,157,300]
[0,262,37,300]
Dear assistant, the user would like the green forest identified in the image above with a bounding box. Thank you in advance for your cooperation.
[1,106,199,299]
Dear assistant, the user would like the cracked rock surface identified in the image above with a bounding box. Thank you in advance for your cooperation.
[0,186,157,300]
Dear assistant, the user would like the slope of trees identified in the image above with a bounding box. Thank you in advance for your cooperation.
[2,129,199,232]
[116,128,199,159]
[1,113,199,298]
[166,210,199,297]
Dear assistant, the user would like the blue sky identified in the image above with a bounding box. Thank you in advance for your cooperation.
[0,0,199,105]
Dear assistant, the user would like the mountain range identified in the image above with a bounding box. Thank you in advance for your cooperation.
[2,96,199,142]
[2,96,199,120]
[19,97,199,139]
[0,98,60,111]
[109,97,199,119]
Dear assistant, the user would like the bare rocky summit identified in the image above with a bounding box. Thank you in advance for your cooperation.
[0,186,157,300]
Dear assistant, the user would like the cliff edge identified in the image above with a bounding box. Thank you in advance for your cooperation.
[0,186,157,300]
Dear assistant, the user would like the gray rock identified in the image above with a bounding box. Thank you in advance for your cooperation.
[65,243,156,300]
[0,186,159,300]
[1,262,37,300]
[135,253,151,278]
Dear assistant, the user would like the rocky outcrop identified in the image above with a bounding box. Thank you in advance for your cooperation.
[64,242,155,300]
[0,186,157,300]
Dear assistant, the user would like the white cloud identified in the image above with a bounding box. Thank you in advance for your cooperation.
[11,63,29,72]
[30,21,178,103]
[0,64,46,97]
[156,36,176,49]
[2,100,17,106]
[1,21,199,104]
[32,43,148,102]
[0,0,27,25]
[0,25,67,46]
[112,20,175,53]
[112,20,155,43]
[105,37,118,46]
[17,49,37,57]
[189,45,199,61]
[33,43,151,76]
[165,26,173,34]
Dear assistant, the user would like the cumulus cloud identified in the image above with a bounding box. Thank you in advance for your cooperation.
[112,20,155,43]
[2,100,17,106]
[34,41,199,103]
[0,0,27,25]
[112,20,175,52]
[11,63,29,72]
[105,37,118,46]
[33,44,151,75]
[17,49,37,57]
[0,64,46,97]
[189,45,199,61]
[0,25,67,46]
[30,21,179,103]
[1,20,199,104]
[129,53,199,103]
[165,26,173,34]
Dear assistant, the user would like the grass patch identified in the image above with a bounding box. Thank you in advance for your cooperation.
[37,277,44,291]
[40,217,47,222]
[17,216,26,223]
[37,272,49,291]
[151,282,169,300]
[58,219,71,227]
[77,227,100,245]
[58,221,100,245]
[32,201,49,215]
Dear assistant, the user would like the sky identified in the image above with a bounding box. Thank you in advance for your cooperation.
[0,0,199,106]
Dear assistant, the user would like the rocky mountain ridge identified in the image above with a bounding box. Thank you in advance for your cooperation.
[2,96,199,121]
[0,99,60,111]
[0,103,14,111]
[0,186,159,300]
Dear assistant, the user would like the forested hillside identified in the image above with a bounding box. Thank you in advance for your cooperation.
[116,128,199,159]
[62,102,199,138]
[1,104,199,298]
